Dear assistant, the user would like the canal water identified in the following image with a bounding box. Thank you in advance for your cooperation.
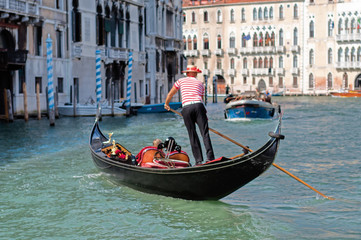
[0,97,360,239]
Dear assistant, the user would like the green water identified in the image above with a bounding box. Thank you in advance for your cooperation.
[1,97,360,239]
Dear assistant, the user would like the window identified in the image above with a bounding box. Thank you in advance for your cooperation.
[293,76,298,88]
[264,57,268,68]
[328,19,333,37]
[243,57,247,68]
[35,77,42,94]
[253,8,257,21]
[269,77,273,86]
[351,47,355,62]
[243,77,247,84]
[187,36,192,50]
[343,73,349,89]
[56,30,63,58]
[230,9,235,22]
[183,36,186,50]
[357,47,361,62]
[345,18,349,34]
[72,0,82,42]
[230,58,235,69]
[34,26,42,56]
[294,4,298,19]
[279,5,284,19]
[351,19,356,33]
[269,7,273,19]
[231,77,234,85]
[279,76,283,88]
[309,49,314,66]
[265,32,271,46]
[183,12,186,23]
[57,77,64,93]
[241,8,246,21]
[253,58,257,68]
[264,7,268,19]
[217,58,222,69]
[217,34,222,49]
[338,19,342,34]
[293,55,298,68]
[56,0,62,9]
[217,10,222,23]
[345,47,349,62]
[309,74,314,89]
[242,33,247,47]
[279,29,284,46]
[279,56,283,68]
[229,32,235,48]
[310,21,314,38]
[253,33,258,47]
[192,11,196,23]
[204,11,208,22]
[271,32,275,46]
[259,32,263,46]
[19,67,25,94]
[293,28,298,46]
[252,77,256,85]
[327,73,333,89]
[203,33,209,50]
[204,61,208,69]
[328,48,333,64]
[258,57,263,68]
[258,7,262,20]
[193,36,197,50]
[338,48,343,62]
[270,57,274,68]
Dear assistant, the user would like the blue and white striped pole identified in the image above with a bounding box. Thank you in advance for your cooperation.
[125,51,133,116]
[46,34,55,126]
[95,49,102,119]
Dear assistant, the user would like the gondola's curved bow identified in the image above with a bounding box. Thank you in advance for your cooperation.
[89,115,283,200]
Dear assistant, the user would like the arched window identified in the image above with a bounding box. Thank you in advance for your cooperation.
[294,4,298,19]
[328,48,333,64]
[351,19,356,33]
[310,21,314,38]
[183,36,186,50]
[309,74,314,89]
[191,11,196,23]
[270,57,274,68]
[264,57,268,68]
[253,57,258,68]
[217,34,222,49]
[217,10,222,23]
[338,48,343,62]
[345,47,349,62]
[241,8,246,21]
[259,32,263,46]
[217,58,222,69]
[265,32,270,46]
[243,57,247,68]
[279,5,284,19]
[253,33,258,47]
[343,73,349,89]
[328,19,333,37]
[279,29,284,46]
[193,36,197,50]
[269,7,273,19]
[351,47,356,62]
[279,56,283,68]
[357,47,361,62]
[203,33,209,50]
[293,55,298,68]
[264,7,268,19]
[358,18,361,33]
[230,58,235,69]
[327,73,333,89]
[253,8,257,21]
[271,32,275,46]
[187,36,192,50]
[345,18,349,34]
[230,9,235,22]
[229,32,235,48]
[293,28,298,46]
[203,10,208,22]
[242,33,247,47]
[258,7,262,20]
[338,19,343,34]
[258,57,263,68]
[309,49,314,66]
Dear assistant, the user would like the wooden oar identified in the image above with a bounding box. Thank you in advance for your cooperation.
[168,108,335,200]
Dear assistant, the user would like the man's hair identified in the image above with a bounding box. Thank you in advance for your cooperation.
[153,139,162,147]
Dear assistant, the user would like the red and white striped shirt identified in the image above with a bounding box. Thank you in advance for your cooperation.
[174,77,204,105]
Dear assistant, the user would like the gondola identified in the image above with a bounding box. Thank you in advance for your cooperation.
[89,114,284,200]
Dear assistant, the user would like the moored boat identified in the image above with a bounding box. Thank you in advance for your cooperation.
[89,114,284,200]
[137,102,182,113]
[58,103,126,116]
[224,99,276,119]
[330,90,361,98]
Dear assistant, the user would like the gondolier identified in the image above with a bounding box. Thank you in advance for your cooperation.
[164,65,215,165]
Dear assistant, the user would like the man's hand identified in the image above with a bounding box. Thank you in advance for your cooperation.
[164,103,170,111]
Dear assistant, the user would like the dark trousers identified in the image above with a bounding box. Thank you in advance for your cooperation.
[182,103,215,164]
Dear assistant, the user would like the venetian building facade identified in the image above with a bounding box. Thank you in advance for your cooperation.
[306,0,361,94]
[0,0,183,117]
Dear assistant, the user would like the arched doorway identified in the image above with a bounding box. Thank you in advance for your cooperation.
[355,74,361,90]
[0,29,16,116]
[215,75,226,94]
[257,79,267,91]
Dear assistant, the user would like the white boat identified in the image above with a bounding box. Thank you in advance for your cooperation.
[58,103,126,117]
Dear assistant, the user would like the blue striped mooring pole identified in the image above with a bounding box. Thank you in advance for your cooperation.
[125,51,133,116]
[95,49,102,119]
[46,34,55,126]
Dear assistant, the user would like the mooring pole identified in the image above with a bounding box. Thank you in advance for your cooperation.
[23,82,28,122]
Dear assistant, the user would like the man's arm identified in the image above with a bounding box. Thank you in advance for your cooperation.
[164,86,178,111]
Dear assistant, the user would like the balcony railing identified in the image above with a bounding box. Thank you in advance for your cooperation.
[190,50,199,57]
[228,69,236,76]
[336,33,361,42]
[0,49,28,70]
[291,68,299,75]
[214,49,223,56]
[241,69,248,76]
[0,0,39,16]
[276,46,285,53]
[276,68,285,75]
[201,49,210,57]
[291,45,300,52]
[108,47,128,61]
[336,61,361,69]
[202,69,209,76]
[183,50,191,57]
[72,44,82,58]
[214,69,223,75]
[227,48,237,55]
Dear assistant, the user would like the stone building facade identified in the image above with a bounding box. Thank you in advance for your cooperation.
[182,0,361,95]
[0,0,183,118]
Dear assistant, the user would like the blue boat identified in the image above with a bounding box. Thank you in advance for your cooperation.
[137,102,182,113]
[224,99,276,119]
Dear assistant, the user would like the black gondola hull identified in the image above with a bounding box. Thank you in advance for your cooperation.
[89,117,282,200]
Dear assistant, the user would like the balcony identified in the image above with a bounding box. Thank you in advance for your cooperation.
[336,33,361,42]
[202,69,209,76]
[241,69,249,76]
[201,49,211,57]
[291,68,299,75]
[276,68,285,75]
[108,47,128,61]
[227,48,237,55]
[0,49,28,70]
[291,45,300,52]
[72,44,82,58]
[190,50,199,57]
[336,61,361,69]
[228,69,236,76]
[0,0,40,16]
[214,49,223,56]
[183,50,191,57]
[214,69,223,75]
[251,69,259,75]
[239,47,247,55]
[276,46,285,53]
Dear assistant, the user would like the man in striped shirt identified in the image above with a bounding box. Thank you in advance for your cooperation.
[164,65,215,165]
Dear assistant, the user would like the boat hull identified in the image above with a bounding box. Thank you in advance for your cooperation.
[137,102,182,113]
[89,116,282,200]
[330,91,361,98]
[225,99,275,119]
[58,104,125,116]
